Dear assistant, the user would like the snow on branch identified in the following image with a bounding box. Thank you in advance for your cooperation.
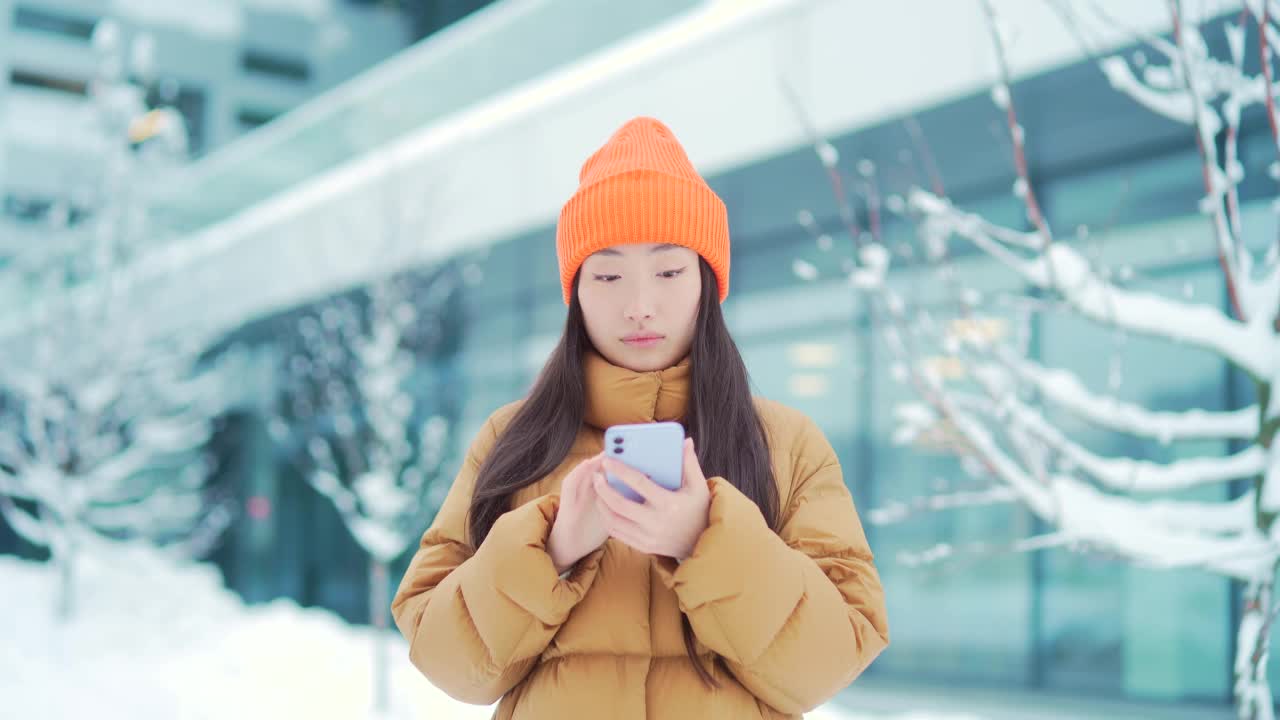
[0,494,47,546]
[897,532,1073,569]
[997,349,1259,442]
[941,405,1057,520]
[946,400,1272,580]
[868,485,1018,526]
[1053,477,1273,581]
[1099,55,1200,127]
[910,189,1276,380]
[959,361,1268,491]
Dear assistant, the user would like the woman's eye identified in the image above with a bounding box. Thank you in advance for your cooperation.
[594,274,620,283]
[658,268,685,279]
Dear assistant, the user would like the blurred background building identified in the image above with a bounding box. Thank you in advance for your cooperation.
[0,0,418,227]
[0,1,1265,718]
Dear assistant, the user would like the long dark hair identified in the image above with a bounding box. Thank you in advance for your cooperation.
[466,258,778,688]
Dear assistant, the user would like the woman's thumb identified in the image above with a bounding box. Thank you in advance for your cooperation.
[679,438,696,482]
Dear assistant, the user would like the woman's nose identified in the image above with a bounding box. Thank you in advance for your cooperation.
[624,299,655,322]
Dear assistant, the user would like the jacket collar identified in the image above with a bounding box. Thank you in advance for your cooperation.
[582,348,690,430]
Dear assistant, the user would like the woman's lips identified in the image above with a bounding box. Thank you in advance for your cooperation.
[622,335,664,347]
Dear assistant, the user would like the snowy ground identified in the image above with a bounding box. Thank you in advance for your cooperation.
[0,546,978,719]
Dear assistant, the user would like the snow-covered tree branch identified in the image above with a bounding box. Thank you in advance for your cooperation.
[269,267,461,567]
[998,349,1260,441]
[267,261,463,714]
[787,3,1279,717]
[0,19,246,621]
[910,190,1278,379]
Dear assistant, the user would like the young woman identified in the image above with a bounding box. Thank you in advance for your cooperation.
[392,116,889,719]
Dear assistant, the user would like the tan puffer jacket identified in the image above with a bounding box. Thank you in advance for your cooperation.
[392,350,889,718]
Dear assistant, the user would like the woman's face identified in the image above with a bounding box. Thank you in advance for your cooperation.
[577,243,702,372]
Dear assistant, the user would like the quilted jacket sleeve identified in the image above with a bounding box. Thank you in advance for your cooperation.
[390,414,606,705]
[653,417,889,715]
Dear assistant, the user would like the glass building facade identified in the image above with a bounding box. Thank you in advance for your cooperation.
[0,7,1265,714]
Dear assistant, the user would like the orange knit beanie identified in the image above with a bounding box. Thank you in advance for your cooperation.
[556,116,730,305]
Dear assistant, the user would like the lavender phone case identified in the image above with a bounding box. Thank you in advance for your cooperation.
[603,421,685,502]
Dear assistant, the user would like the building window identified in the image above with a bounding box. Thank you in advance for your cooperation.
[13,6,97,41]
[236,107,281,130]
[240,49,310,83]
[147,83,208,155]
[3,193,91,226]
[9,69,87,96]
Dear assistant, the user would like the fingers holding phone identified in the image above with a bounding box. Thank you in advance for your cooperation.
[547,452,611,575]
[594,424,711,561]
[602,422,684,501]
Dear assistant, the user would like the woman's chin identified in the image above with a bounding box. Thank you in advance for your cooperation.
[614,343,675,372]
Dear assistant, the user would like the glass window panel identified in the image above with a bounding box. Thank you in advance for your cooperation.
[736,326,860,442]
[865,281,1036,682]
[1037,260,1231,701]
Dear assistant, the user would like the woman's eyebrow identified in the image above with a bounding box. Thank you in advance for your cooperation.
[592,244,680,257]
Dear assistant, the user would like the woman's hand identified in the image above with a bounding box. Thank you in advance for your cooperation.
[546,452,611,575]
[594,438,711,561]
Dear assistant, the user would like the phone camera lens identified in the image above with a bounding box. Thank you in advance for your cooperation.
[612,437,623,444]
[613,447,624,454]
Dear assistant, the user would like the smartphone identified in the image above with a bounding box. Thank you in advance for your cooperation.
[603,421,685,502]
